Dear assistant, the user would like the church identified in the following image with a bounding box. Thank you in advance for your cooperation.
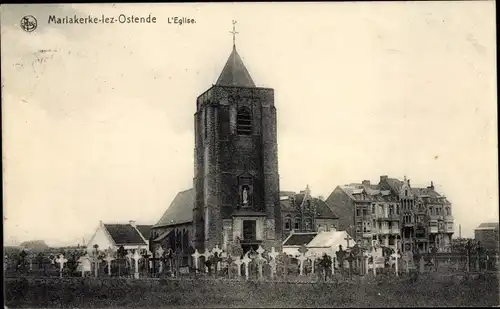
[151,26,339,263]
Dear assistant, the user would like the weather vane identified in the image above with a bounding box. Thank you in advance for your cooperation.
[229,20,238,46]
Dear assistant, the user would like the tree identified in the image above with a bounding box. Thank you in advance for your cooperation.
[20,240,49,252]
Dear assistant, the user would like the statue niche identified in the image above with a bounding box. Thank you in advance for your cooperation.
[238,173,253,209]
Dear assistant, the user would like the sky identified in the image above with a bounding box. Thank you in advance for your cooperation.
[1,2,497,246]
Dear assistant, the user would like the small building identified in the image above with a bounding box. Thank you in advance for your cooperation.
[86,220,152,253]
[474,222,499,253]
[282,230,355,257]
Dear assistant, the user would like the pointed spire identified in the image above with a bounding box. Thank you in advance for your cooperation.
[215,21,256,88]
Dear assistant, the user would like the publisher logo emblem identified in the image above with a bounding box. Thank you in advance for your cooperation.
[20,15,37,32]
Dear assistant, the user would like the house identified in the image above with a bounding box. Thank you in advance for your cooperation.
[474,222,499,253]
[326,176,454,254]
[86,220,152,253]
[280,186,339,239]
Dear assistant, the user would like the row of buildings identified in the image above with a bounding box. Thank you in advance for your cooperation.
[86,175,455,256]
[85,27,481,261]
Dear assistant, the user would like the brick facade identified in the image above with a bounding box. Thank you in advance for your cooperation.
[193,73,282,253]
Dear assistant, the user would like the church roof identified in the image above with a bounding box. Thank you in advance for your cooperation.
[103,224,151,246]
[153,189,194,228]
[215,46,256,87]
[135,225,152,240]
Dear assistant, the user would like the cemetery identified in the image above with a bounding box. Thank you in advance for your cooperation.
[4,242,499,308]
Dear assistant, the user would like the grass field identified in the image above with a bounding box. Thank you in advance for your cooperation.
[5,273,499,308]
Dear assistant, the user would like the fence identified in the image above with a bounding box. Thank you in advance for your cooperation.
[5,245,498,283]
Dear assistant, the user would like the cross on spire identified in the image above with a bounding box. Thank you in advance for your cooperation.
[229,20,239,47]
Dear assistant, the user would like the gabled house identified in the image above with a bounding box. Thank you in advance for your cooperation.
[280,185,339,239]
[474,222,499,253]
[86,220,152,253]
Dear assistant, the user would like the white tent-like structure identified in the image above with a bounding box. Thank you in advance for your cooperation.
[282,230,357,257]
[306,230,357,256]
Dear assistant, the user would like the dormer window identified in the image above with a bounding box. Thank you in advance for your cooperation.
[236,107,252,135]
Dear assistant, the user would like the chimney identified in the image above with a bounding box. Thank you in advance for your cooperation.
[428,181,435,190]
[362,180,370,186]
[380,175,388,182]
[407,179,410,186]
[129,220,136,227]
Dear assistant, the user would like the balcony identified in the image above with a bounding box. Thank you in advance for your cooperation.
[390,228,400,234]
[362,231,373,238]
[388,214,400,221]
[429,227,438,234]
[444,215,453,222]
[378,228,390,234]
[376,214,389,221]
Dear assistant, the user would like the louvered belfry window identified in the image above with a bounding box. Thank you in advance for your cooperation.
[236,107,252,135]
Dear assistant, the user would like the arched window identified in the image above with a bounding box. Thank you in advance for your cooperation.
[429,207,433,216]
[446,207,451,216]
[294,217,301,230]
[284,215,292,230]
[304,217,312,231]
[236,107,252,135]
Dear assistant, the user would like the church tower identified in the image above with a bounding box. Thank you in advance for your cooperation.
[193,22,282,253]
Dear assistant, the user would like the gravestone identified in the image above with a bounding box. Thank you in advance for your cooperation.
[281,253,290,279]
[156,246,165,274]
[364,252,372,276]
[242,253,252,280]
[48,253,56,265]
[225,254,234,278]
[91,254,100,277]
[175,248,182,277]
[77,253,92,278]
[126,251,133,270]
[233,256,243,278]
[192,249,201,273]
[307,252,317,275]
[328,247,336,276]
[212,245,222,273]
[55,254,68,278]
[179,266,189,275]
[419,256,425,274]
[297,253,307,276]
[104,253,115,276]
[203,249,212,273]
[256,246,266,280]
[28,253,35,271]
[268,247,279,280]
[391,251,401,276]
[132,250,141,279]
